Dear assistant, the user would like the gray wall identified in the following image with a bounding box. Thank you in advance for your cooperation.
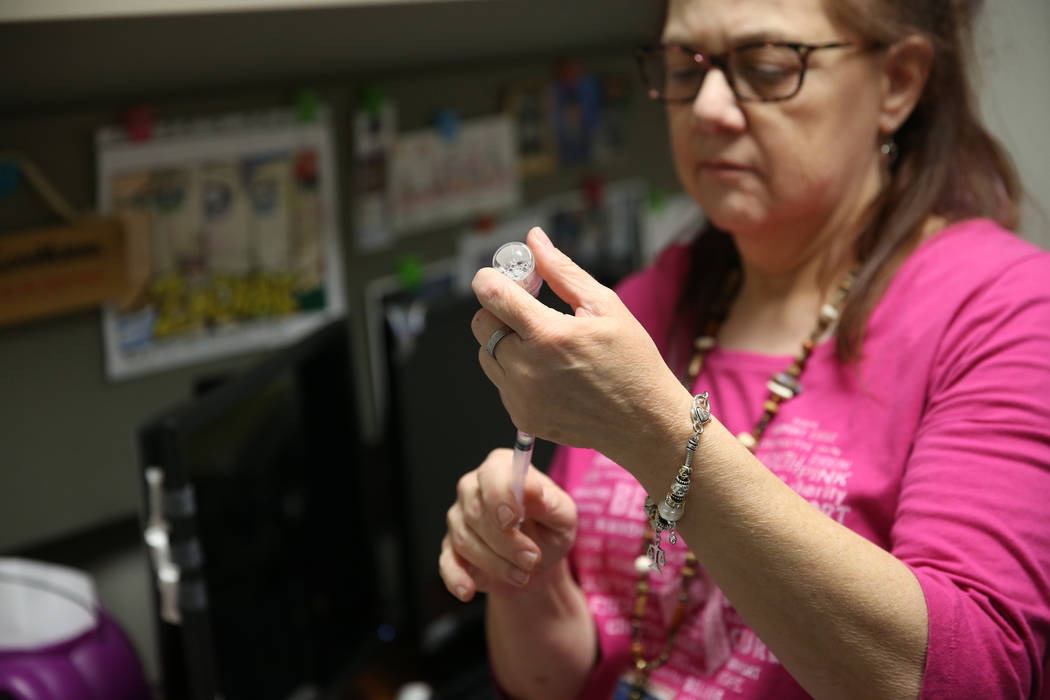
[0,3,677,554]
[976,2,1050,247]
[0,3,677,682]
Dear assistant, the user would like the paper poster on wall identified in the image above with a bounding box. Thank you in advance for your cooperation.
[453,178,647,293]
[353,99,397,252]
[96,107,346,380]
[503,79,558,178]
[388,115,520,233]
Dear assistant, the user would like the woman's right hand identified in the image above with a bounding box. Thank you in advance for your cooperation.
[439,448,577,602]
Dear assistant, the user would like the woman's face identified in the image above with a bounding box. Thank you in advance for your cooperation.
[663,0,886,241]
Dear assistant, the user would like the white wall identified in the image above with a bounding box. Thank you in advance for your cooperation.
[89,549,160,683]
[977,2,1050,248]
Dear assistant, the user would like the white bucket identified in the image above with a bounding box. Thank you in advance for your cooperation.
[0,558,99,651]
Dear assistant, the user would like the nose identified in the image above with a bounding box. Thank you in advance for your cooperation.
[692,67,746,132]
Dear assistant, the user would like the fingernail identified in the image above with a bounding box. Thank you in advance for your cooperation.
[531,227,551,248]
[517,550,538,570]
[454,586,468,600]
[509,567,530,585]
[497,505,516,528]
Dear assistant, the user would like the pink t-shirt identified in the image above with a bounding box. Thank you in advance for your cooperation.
[549,219,1050,699]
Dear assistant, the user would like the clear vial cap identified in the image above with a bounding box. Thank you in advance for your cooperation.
[493,241,542,297]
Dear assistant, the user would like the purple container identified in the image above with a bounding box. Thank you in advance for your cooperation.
[0,559,151,700]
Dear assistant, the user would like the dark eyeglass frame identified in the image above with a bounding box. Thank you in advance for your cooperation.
[636,41,855,104]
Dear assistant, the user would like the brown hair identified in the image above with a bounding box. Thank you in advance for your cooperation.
[672,0,1020,367]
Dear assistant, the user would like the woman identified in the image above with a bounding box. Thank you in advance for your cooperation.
[439,0,1050,697]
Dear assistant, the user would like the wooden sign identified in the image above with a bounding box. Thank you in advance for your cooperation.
[0,217,128,327]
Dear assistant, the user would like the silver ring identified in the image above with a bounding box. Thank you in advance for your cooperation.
[486,327,513,359]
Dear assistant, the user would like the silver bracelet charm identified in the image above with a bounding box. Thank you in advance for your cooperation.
[645,392,711,572]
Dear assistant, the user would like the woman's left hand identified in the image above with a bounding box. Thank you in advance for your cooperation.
[471,227,689,464]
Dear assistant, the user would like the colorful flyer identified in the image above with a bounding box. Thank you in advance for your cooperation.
[387,114,520,233]
[96,107,345,380]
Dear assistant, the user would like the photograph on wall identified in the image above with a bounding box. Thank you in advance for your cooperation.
[387,114,520,233]
[96,108,345,380]
[503,79,558,178]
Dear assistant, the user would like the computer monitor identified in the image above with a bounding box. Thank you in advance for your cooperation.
[137,319,376,700]
[381,289,565,651]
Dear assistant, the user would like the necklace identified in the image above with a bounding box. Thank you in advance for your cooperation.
[627,269,857,698]
[688,270,856,450]
[627,531,697,700]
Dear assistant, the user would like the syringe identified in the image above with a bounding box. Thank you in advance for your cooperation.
[492,241,543,523]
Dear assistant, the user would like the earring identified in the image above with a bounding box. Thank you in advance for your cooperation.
[880,138,899,165]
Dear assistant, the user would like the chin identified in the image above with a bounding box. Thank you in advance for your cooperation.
[694,192,769,236]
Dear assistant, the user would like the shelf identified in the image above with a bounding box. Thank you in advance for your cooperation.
[0,0,661,110]
[0,0,453,23]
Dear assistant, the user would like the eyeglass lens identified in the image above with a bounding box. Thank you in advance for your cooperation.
[646,45,805,102]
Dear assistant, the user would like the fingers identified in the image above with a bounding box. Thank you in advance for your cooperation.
[471,226,618,364]
[472,266,556,340]
[521,469,578,534]
[471,308,517,372]
[527,227,611,318]
[439,533,501,601]
[445,501,538,591]
[476,453,576,538]
[471,307,504,348]
[443,458,543,591]
[439,534,478,601]
[441,452,579,604]
[477,449,529,528]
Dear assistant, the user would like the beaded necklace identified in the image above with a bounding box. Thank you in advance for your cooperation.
[626,269,857,699]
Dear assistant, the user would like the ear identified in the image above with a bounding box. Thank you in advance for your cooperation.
[878,35,933,135]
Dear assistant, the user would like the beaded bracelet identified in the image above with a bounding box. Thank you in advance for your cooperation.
[643,392,712,573]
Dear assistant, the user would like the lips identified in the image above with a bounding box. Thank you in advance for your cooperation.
[694,158,755,182]
[698,159,750,171]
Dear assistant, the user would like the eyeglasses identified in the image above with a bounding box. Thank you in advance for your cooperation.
[636,41,854,103]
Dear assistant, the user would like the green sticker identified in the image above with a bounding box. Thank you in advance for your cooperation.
[396,256,424,290]
[295,90,320,122]
[647,187,669,211]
